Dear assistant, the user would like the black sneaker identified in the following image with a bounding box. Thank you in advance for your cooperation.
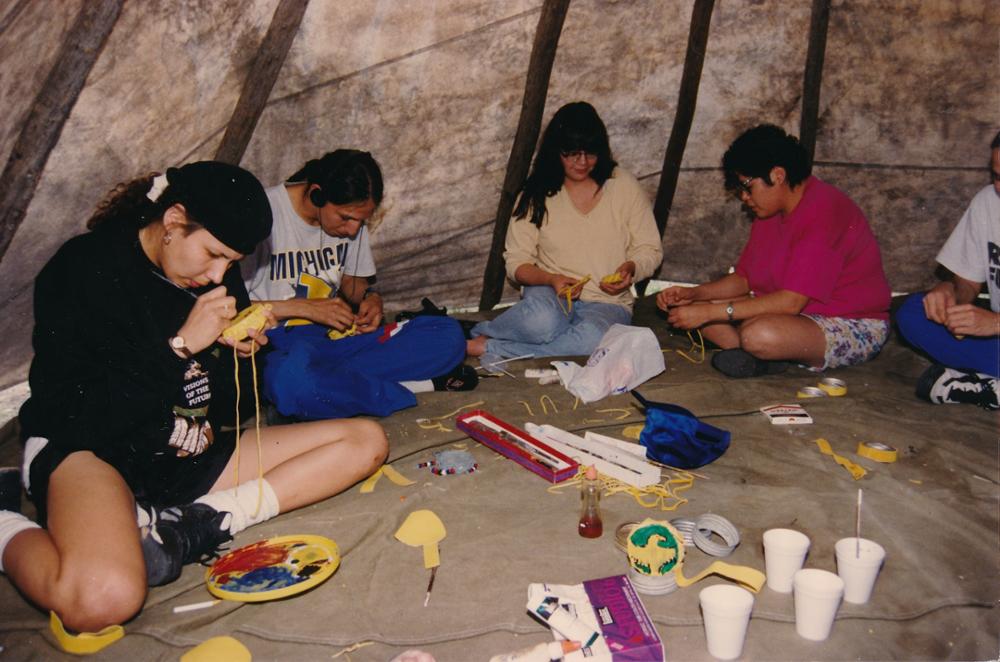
[0,468,21,513]
[395,297,448,322]
[141,503,232,586]
[916,365,999,410]
[711,349,789,378]
[432,364,479,392]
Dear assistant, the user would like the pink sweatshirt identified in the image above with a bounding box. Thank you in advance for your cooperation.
[735,177,890,320]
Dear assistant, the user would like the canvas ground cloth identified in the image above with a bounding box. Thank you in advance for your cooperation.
[0,298,996,660]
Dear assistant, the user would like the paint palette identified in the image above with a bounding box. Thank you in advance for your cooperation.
[205,534,340,602]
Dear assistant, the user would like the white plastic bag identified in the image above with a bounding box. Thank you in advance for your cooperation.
[552,324,665,403]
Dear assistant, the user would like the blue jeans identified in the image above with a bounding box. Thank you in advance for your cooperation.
[471,286,632,358]
[896,293,999,377]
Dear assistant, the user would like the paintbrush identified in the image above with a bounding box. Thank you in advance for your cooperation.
[423,566,437,607]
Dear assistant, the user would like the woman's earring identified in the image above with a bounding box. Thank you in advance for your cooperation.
[163,233,172,245]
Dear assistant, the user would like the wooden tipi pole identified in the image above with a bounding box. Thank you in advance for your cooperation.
[479,0,571,311]
[647,0,715,294]
[215,0,310,165]
[799,0,831,162]
[0,0,123,266]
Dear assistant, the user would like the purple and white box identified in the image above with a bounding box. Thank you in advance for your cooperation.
[527,575,663,662]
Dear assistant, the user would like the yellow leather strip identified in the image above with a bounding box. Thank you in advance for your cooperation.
[50,611,123,655]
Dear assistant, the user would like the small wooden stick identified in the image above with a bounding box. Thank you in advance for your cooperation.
[855,488,863,558]
[423,566,438,607]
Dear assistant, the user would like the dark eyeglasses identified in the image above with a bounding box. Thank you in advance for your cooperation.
[559,150,597,161]
[733,176,757,196]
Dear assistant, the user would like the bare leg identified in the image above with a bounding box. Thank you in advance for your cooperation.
[739,314,826,368]
[210,418,388,511]
[4,452,146,632]
[699,321,741,349]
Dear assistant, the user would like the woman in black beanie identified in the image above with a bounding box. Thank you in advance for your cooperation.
[1,162,387,634]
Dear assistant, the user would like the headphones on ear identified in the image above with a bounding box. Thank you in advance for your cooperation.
[309,187,327,208]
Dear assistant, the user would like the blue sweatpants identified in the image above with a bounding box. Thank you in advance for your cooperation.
[896,293,999,377]
[262,316,466,419]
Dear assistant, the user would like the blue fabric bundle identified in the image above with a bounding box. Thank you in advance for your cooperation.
[632,391,731,469]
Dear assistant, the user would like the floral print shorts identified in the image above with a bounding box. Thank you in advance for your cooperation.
[802,314,890,371]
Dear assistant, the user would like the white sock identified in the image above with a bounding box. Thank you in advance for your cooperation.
[400,379,434,393]
[196,478,280,535]
[0,511,41,573]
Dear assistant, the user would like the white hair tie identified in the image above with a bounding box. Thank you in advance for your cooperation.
[146,173,169,202]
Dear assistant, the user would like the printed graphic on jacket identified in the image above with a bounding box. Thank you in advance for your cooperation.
[169,360,213,457]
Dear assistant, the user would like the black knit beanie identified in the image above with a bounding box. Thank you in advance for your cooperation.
[165,161,272,255]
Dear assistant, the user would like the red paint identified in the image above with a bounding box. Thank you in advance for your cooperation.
[211,541,290,576]
[579,513,603,538]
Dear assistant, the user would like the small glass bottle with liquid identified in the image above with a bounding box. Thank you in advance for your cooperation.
[578,465,603,538]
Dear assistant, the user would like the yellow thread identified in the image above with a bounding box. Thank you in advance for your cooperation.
[417,420,451,433]
[431,401,485,421]
[549,466,695,511]
[232,342,264,517]
[675,329,705,364]
[518,400,535,417]
[596,407,633,420]
[540,394,557,414]
[573,396,580,411]
[413,401,485,433]
[331,641,375,659]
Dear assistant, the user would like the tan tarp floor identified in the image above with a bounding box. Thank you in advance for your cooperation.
[1,297,997,661]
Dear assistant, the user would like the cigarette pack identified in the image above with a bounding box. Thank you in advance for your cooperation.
[760,403,814,425]
[526,575,664,662]
[456,410,579,483]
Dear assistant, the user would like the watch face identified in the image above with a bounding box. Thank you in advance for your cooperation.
[171,336,185,349]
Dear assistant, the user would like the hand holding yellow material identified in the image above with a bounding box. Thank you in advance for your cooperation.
[600,272,624,285]
[222,303,272,342]
[557,276,591,316]
[328,323,358,340]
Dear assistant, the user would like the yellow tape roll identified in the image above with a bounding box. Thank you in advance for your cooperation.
[797,386,827,398]
[857,441,898,463]
[818,378,847,396]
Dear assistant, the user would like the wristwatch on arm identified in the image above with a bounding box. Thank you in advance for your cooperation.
[169,335,194,359]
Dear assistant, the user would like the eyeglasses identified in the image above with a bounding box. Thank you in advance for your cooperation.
[559,150,597,161]
[734,176,757,197]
